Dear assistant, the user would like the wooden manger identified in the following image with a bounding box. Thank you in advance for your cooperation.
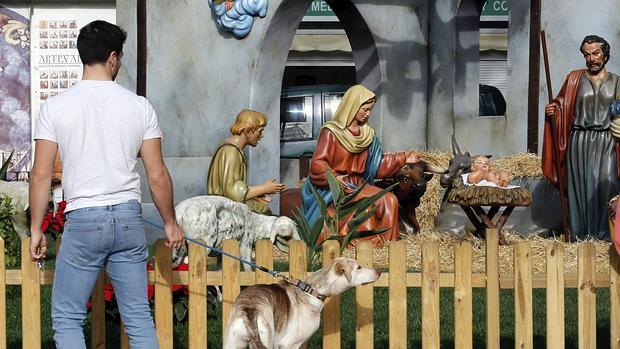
[447,183,532,241]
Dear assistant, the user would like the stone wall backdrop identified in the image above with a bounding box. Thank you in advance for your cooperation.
[114,0,620,240]
[116,0,430,240]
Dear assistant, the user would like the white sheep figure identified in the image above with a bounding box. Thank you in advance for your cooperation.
[174,195,300,270]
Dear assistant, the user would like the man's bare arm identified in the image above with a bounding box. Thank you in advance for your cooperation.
[140,138,184,249]
[29,140,57,260]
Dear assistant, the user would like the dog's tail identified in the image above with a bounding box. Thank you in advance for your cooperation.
[240,309,268,349]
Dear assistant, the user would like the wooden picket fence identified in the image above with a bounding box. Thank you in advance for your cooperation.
[1,228,620,348]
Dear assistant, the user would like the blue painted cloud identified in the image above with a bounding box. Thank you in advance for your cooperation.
[209,0,268,39]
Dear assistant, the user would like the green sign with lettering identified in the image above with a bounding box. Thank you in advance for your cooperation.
[305,0,335,17]
[481,0,509,17]
[306,0,508,17]
[304,0,507,19]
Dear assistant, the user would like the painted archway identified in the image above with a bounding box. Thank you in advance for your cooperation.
[247,0,380,179]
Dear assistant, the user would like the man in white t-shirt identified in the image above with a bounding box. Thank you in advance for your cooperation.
[28,20,184,349]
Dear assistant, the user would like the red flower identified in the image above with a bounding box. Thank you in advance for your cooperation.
[40,213,50,232]
[41,200,67,239]
[87,260,190,311]
[146,261,189,299]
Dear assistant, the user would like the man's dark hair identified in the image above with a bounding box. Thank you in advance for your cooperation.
[580,35,610,63]
[77,20,127,65]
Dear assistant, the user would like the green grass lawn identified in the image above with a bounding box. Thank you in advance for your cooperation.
[5,284,613,348]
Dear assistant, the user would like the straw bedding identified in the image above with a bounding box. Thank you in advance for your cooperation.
[280,152,613,274]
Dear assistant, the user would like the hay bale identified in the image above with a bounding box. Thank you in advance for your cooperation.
[274,151,611,275]
[416,151,452,231]
[491,153,543,178]
[333,230,612,275]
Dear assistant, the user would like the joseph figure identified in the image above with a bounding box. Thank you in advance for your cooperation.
[542,35,620,240]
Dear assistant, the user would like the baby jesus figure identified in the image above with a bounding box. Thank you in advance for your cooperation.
[467,155,511,187]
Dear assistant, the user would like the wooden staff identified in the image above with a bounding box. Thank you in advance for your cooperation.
[137,0,147,97]
[541,30,570,242]
[541,31,553,102]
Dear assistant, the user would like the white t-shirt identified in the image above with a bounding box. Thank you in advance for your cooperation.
[34,80,162,211]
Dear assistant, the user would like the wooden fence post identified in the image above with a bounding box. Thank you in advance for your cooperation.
[485,229,500,349]
[188,239,207,349]
[546,241,564,349]
[222,239,240,334]
[514,242,533,349]
[356,241,374,349]
[289,240,307,281]
[91,270,106,349]
[611,246,620,349]
[322,240,341,349]
[11,227,620,347]
[454,241,472,349]
[255,240,274,284]
[422,241,440,349]
[578,243,596,349]
[389,240,407,349]
[21,237,41,349]
[154,239,173,349]
[289,240,307,349]
[0,238,5,349]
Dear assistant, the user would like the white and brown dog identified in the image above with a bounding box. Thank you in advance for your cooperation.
[223,257,381,349]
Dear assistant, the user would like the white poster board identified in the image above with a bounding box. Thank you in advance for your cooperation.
[30,7,115,138]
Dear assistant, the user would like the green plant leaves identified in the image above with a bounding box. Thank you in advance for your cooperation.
[293,209,311,242]
[326,172,342,204]
[308,179,328,221]
[293,208,324,267]
[338,181,398,219]
[0,195,21,269]
[0,150,14,181]
[347,204,380,233]
[294,170,397,265]
[174,297,188,322]
[340,228,390,252]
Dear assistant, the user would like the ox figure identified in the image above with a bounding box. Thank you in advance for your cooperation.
[376,161,446,233]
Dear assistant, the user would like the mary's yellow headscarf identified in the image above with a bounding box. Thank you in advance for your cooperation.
[321,85,376,154]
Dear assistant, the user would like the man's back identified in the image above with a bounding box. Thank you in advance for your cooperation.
[29,21,183,349]
[35,80,161,211]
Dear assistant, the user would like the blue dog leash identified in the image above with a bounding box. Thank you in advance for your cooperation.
[143,219,327,301]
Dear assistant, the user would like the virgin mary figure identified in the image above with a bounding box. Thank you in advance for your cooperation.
[301,85,419,246]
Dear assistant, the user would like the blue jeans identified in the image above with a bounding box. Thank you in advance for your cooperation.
[52,200,158,349]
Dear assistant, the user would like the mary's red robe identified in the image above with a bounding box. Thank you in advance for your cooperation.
[310,128,406,247]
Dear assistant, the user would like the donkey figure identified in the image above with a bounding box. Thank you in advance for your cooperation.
[439,135,473,189]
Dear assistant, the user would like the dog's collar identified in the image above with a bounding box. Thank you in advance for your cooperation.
[287,278,327,302]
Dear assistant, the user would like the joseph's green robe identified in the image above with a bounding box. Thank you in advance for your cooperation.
[207,143,271,214]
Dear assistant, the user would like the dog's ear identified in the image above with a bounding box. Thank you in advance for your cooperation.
[334,259,352,283]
